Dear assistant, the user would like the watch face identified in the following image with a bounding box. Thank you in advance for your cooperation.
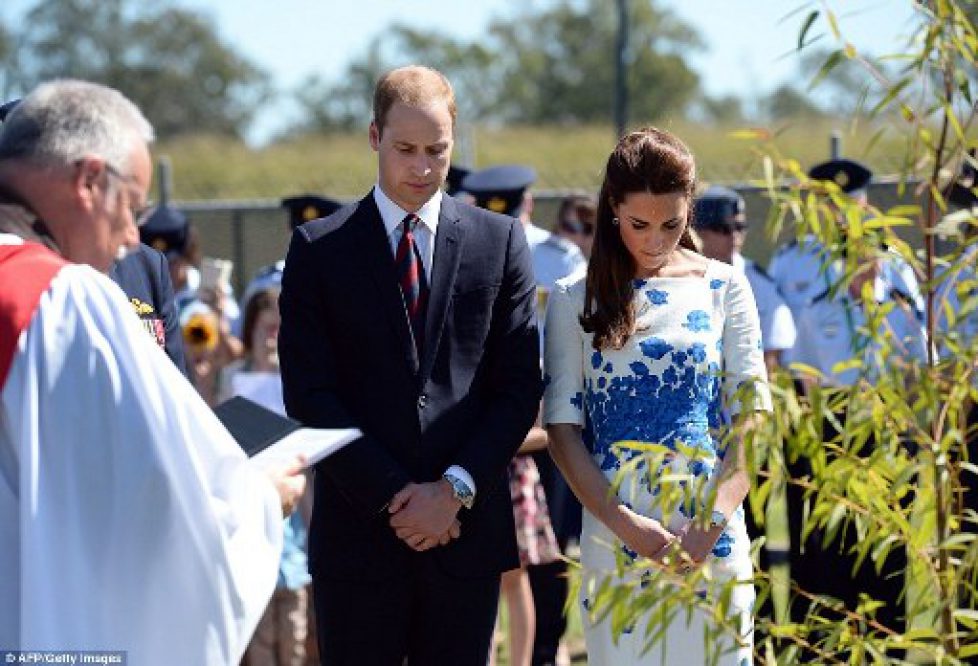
[444,474,473,508]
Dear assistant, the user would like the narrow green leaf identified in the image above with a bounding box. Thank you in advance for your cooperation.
[808,49,845,91]
[798,10,820,51]
[825,8,841,39]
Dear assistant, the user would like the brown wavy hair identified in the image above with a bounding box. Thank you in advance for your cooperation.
[581,127,697,350]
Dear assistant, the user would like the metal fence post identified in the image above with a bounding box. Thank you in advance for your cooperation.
[231,209,245,296]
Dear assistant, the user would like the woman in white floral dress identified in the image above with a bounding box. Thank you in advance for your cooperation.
[543,128,771,665]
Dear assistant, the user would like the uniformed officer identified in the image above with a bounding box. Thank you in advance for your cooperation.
[694,185,797,372]
[238,194,343,309]
[139,203,230,318]
[784,223,929,636]
[463,164,584,666]
[769,158,924,372]
[462,164,585,293]
[789,248,927,620]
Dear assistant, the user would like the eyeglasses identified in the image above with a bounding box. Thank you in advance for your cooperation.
[560,219,594,236]
[104,163,152,226]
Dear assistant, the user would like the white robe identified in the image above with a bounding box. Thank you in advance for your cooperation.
[0,236,282,664]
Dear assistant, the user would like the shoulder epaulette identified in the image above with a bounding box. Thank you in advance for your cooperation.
[890,288,925,322]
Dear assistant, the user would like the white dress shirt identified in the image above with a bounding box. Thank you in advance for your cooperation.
[373,185,441,284]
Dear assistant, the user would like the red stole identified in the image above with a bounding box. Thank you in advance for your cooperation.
[0,242,66,387]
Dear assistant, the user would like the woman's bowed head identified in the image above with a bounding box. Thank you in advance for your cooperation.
[582,127,702,351]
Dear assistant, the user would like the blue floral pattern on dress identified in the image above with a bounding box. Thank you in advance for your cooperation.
[639,337,672,360]
[647,288,669,305]
[710,278,725,290]
[683,310,712,332]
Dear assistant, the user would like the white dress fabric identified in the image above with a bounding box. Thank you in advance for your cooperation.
[0,237,283,665]
[543,260,771,665]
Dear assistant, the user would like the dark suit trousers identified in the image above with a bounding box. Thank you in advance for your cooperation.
[314,556,500,666]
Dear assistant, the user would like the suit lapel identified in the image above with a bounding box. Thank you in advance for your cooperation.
[420,196,464,382]
[354,192,419,374]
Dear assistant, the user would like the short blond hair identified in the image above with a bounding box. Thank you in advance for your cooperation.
[373,66,456,136]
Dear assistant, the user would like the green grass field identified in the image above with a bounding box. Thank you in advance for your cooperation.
[158,118,910,201]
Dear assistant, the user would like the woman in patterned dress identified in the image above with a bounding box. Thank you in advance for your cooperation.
[543,127,771,665]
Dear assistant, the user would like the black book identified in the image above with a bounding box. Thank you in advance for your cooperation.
[213,395,359,468]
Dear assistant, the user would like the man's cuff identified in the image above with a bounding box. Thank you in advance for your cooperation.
[443,464,476,498]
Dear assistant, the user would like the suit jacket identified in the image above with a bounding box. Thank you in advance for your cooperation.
[110,243,188,377]
[279,192,541,580]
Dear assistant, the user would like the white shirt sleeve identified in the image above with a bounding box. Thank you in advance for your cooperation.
[767,299,798,352]
[1,265,282,663]
[543,277,587,426]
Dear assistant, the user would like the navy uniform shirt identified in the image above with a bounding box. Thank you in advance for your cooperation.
[110,243,188,376]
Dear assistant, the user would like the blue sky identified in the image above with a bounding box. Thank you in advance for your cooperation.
[1,0,919,144]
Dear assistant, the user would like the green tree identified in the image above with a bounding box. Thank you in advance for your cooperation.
[9,0,270,139]
[761,83,827,120]
[488,0,702,125]
[698,94,746,126]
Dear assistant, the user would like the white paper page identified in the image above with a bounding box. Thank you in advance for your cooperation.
[250,427,361,469]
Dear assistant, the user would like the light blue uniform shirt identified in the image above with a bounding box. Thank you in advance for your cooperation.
[791,281,929,386]
[734,253,797,353]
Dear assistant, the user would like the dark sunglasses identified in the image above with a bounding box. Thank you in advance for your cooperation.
[705,222,749,235]
[560,219,594,236]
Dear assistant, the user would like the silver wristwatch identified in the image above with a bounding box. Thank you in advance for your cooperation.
[442,472,474,510]
[708,509,727,530]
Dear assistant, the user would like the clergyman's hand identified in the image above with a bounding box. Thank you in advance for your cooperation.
[388,481,462,551]
[266,455,307,517]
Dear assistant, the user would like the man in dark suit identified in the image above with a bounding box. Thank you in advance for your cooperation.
[278,65,541,666]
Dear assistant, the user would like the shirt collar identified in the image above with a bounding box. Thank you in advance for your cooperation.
[372,184,442,239]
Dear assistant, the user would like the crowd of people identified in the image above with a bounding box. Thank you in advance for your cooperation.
[0,64,974,666]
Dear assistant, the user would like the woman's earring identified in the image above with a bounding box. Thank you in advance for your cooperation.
[612,217,620,226]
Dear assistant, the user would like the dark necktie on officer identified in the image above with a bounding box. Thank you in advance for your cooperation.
[396,213,428,353]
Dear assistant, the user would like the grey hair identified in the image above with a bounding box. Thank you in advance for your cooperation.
[0,79,154,173]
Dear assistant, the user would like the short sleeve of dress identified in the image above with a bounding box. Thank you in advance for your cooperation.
[543,277,586,427]
[722,268,773,414]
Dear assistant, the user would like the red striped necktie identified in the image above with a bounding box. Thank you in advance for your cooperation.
[395,213,428,352]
